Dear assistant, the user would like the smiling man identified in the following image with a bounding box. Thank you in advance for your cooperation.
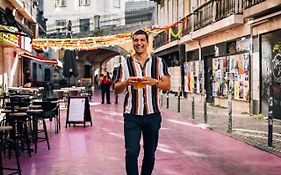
[115,30,170,175]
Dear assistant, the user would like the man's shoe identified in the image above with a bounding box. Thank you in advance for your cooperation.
[101,102,104,104]
[107,102,111,104]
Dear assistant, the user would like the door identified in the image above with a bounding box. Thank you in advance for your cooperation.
[204,56,213,103]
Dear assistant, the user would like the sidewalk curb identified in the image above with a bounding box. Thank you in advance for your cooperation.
[164,109,281,158]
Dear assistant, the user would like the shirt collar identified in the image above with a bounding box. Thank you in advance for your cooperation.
[132,53,152,64]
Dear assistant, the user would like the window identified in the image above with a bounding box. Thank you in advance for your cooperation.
[55,0,66,7]
[79,0,90,6]
[56,20,66,28]
[80,18,90,32]
[113,0,120,8]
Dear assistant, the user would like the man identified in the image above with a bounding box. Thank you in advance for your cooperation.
[115,30,170,175]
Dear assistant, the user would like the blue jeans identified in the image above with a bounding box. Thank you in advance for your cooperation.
[124,113,162,175]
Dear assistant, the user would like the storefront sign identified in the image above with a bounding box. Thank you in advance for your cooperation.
[0,25,18,47]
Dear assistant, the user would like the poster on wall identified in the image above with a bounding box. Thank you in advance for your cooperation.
[184,61,202,93]
[212,53,249,101]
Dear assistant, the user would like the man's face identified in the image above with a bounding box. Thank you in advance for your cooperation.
[132,34,148,55]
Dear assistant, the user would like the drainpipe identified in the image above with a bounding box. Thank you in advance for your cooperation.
[249,21,253,115]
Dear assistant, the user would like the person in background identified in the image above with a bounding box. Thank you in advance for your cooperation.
[114,30,170,175]
[112,68,119,104]
[100,72,112,104]
[67,20,72,38]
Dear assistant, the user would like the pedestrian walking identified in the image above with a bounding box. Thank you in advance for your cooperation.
[100,72,112,104]
[115,30,170,175]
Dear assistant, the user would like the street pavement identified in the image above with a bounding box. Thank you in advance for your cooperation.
[162,92,281,157]
[3,92,281,175]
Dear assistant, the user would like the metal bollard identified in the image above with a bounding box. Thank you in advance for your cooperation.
[192,90,195,119]
[204,90,207,123]
[268,96,273,147]
[166,91,169,109]
[178,87,181,113]
[227,88,233,133]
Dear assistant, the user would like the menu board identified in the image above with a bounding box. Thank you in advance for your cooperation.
[68,98,85,122]
[66,96,92,127]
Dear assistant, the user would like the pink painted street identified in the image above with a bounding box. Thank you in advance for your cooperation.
[3,93,281,175]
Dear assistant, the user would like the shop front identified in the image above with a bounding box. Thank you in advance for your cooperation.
[154,46,181,92]
[261,29,281,119]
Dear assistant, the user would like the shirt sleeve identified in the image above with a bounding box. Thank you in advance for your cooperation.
[158,57,170,78]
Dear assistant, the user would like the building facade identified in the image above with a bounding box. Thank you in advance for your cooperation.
[152,0,281,118]
[44,0,126,37]
[0,0,56,89]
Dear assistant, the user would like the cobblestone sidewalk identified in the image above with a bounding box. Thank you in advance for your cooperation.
[161,93,281,157]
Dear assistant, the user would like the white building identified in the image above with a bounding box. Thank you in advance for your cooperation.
[43,0,126,35]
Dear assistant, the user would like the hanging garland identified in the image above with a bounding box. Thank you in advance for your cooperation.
[32,16,187,50]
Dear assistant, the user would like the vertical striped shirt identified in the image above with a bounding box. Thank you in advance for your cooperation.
[116,55,170,116]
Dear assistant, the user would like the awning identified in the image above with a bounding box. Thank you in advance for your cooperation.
[20,52,63,68]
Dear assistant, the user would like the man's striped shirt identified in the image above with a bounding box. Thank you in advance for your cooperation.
[116,55,170,116]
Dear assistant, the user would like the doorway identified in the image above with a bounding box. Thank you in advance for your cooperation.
[204,56,214,103]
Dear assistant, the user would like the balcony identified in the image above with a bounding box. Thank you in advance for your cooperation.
[193,0,243,31]
[9,0,38,23]
[243,0,266,9]
[243,0,281,18]
[153,31,166,49]
[182,14,192,36]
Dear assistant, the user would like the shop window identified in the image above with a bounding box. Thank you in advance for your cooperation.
[227,41,236,54]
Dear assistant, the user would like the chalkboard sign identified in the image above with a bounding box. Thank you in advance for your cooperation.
[66,96,92,127]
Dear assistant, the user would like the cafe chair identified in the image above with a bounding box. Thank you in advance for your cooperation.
[0,126,22,175]
[26,109,50,154]
[8,112,33,158]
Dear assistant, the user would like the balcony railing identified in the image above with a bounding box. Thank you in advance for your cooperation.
[182,14,192,36]
[22,0,38,20]
[153,30,167,49]
[170,25,179,42]
[194,0,214,31]
[243,0,266,9]
[153,0,263,49]
[216,0,243,20]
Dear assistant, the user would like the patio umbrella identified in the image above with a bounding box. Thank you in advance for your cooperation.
[63,50,78,86]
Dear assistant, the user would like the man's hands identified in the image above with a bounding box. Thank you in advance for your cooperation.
[115,76,170,94]
[140,77,158,86]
